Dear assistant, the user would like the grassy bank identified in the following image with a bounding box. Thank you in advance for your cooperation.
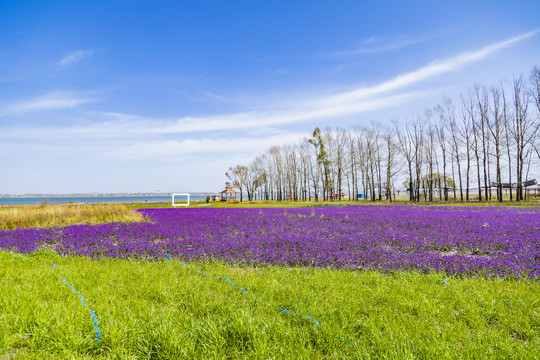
[2,198,537,216]
[0,203,145,230]
[209,199,540,208]
[1,250,538,359]
[126,198,540,210]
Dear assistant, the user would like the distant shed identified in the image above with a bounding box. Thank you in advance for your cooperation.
[219,186,238,201]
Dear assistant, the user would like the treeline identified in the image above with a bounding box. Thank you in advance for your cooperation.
[225,67,540,202]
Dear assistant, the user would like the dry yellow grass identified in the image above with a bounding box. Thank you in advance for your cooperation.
[0,203,145,230]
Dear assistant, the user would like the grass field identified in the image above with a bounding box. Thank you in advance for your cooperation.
[1,202,539,359]
[0,203,145,230]
[214,200,540,209]
[1,250,539,359]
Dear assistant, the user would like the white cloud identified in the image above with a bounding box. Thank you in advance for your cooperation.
[2,91,93,115]
[113,132,307,159]
[0,90,426,142]
[200,91,227,102]
[333,35,428,56]
[57,50,93,66]
[2,30,536,151]
[321,30,539,107]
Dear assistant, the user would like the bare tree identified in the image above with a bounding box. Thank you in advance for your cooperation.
[459,95,474,201]
[435,106,450,200]
[268,146,284,201]
[332,128,348,201]
[531,66,540,114]
[502,84,514,201]
[530,66,540,159]
[395,120,416,201]
[249,156,268,201]
[226,165,246,201]
[362,127,381,201]
[411,117,425,201]
[475,85,491,201]
[447,98,464,201]
[347,132,359,201]
[355,129,369,201]
[424,110,437,201]
[283,144,299,200]
[382,127,399,201]
[510,75,539,200]
[298,140,312,201]
[489,85,505,202]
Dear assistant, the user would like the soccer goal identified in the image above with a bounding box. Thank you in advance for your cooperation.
[172,193,190,207]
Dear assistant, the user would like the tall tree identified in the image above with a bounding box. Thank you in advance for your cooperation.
[225,165,246,201]
[424,110,437,201]
[447,98,464,201]
[309,128,330,201]
[395,120,416,201]
[510,75,538,200]
[530,66,540,159]
[489,85,505,202]
[502,84,514,201]
[435,105,450,200]
[382,128,398,201]
[475,86,491,201]
[459,95,474,201]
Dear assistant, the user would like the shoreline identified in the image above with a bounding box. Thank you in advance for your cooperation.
[0,192,213,198]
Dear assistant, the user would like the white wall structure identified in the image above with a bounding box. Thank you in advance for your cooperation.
[172,193,190,207]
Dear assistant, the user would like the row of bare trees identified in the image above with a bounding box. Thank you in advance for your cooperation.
[226,67,540,202]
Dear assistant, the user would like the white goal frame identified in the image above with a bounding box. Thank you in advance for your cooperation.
[172,193,190,207]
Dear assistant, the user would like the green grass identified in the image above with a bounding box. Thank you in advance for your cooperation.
[210,199,540,208]
[1,250,539,359]
[127,199,540,210]
[1,198,532,214]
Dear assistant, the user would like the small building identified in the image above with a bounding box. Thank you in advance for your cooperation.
[525,186,540,198]
[219,186,238,201]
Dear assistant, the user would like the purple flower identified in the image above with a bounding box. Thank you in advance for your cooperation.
[1,205,539,278]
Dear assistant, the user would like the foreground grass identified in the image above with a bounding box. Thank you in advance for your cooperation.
[0,204,145,230]
[1,250,538,359]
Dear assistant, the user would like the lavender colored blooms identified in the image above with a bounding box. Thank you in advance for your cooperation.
[1,206,539,278]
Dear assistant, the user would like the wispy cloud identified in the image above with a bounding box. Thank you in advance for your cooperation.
[2,30,537,153]
[113,132,307,159]
[321,30,539,107]
[330,65,345,73]
[57,50,93,66]
[331,34,432,57]
[200,91,227,102]
[2,91,93,115]
[0,89,434,143]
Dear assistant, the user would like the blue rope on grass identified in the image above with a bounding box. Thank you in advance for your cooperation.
[379,271,450,286]
[52,262,102,344]
[165,253,356,348]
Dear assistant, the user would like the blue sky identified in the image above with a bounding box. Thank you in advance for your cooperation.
[1,1,539,194]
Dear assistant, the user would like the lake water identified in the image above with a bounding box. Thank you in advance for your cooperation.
[0,195,208,205]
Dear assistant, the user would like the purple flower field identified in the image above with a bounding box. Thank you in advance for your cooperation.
[1,205,539,278]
